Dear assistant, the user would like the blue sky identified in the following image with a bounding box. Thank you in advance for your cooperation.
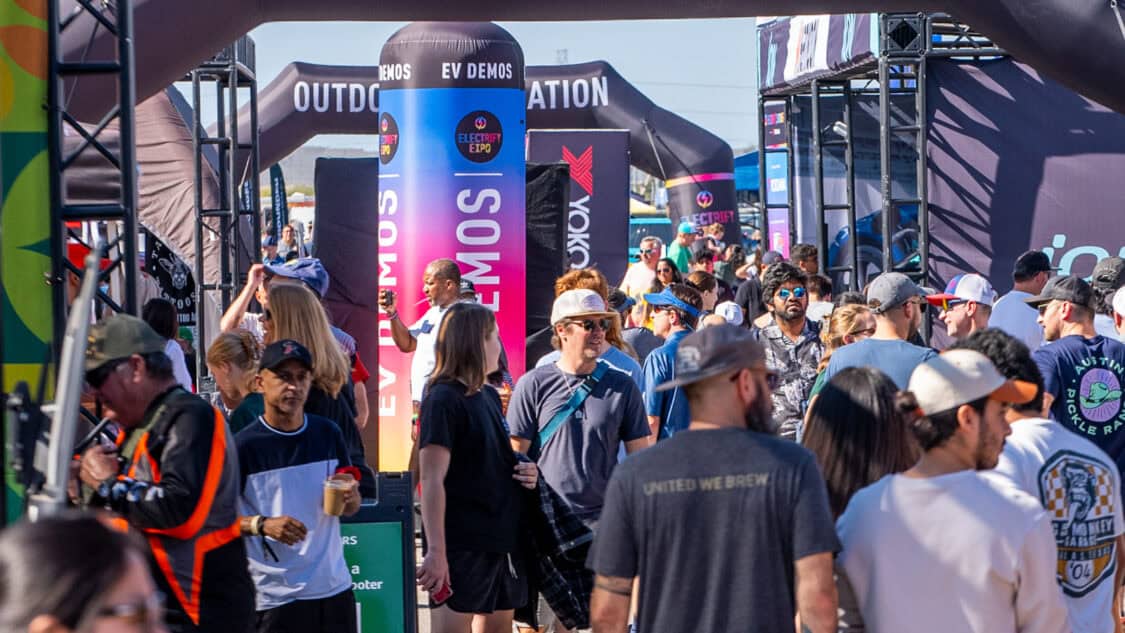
[217,19,759,153]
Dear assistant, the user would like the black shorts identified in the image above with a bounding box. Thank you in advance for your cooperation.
[439,549,528,614]
[255,588,357,633]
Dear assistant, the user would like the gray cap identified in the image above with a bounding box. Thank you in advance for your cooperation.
[865,272,930,314]
[1023,275,1095,310]
[1092,257,1125,291]
[654,324,771,391]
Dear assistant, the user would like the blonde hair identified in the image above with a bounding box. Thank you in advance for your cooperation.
[206,329,260,395]
[266,283,350,397]
[818,304,874,373]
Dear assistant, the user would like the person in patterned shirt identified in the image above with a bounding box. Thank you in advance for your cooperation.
[751,262,824,440]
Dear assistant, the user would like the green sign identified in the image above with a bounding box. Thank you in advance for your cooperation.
[342,521,407,633]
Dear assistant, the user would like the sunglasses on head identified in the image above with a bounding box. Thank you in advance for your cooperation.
[777,287,806,300]
[86,358,127,389]
[567,318,612,332]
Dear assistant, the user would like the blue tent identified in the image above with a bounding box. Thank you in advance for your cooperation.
[734,151,759,192]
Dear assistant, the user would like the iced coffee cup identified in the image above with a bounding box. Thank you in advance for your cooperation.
[323,478,351,516]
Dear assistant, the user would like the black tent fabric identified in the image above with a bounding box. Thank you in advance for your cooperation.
[525,162,571,338]
[313,157,381,457]
[926,58,1125,292]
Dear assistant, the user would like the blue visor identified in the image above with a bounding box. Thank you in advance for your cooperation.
[643,288,701,318]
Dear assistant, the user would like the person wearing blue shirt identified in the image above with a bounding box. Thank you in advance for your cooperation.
[823,272,936,389]
[642,284,704,439]
[1029,275,1125,490]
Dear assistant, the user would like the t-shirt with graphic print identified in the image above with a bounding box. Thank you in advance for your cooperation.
[1035,334,1125,496]
[989,417,1125,633]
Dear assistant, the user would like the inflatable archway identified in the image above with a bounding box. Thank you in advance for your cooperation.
[228,61,736,232]
[59,0,1125,123]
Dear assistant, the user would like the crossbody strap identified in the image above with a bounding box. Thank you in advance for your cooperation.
[538,362,610,450]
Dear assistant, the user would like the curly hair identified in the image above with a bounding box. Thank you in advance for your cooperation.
[761,262,807,302]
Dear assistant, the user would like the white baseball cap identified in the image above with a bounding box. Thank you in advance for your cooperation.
[925,273,996,308]
[1113,286,1125,317]
[550,289,616,325]
[714,301,744,326]
[908,349,1037,416]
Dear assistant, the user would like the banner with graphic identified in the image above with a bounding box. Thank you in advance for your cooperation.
[268,164,289,240]
[2,0,50,521]
[926,58,1125,292]
[145,236,197,327]
[377,22,526,471]
[527,130,630,283]
[757,14,879,94]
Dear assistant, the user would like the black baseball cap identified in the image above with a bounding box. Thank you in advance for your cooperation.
[1023,275,1095,310]
[1012,250,1057,279]
[260,339,313,372]
[655,324,771,391]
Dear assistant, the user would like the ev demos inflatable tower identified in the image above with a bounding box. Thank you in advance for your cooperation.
[376,23,526,469]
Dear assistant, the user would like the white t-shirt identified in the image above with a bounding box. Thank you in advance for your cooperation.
[989,417,1125,633]
[410,304,450,403]
[620,262,656,299]
[992,290,1045,352]
[837,471,1069,633]
[164,338,193,392]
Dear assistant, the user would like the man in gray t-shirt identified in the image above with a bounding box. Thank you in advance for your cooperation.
[508,290,652,524]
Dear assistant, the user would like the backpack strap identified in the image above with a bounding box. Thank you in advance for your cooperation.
[536,362,610,453]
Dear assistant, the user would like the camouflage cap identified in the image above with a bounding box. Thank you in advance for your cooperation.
[85,314,167,372]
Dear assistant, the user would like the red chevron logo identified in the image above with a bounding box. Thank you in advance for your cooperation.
[562,145,594,196]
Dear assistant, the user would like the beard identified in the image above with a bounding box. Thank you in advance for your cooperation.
[774,303,807,323]
[743,395,776,434]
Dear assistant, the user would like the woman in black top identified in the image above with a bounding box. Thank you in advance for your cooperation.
[417,303,538,633]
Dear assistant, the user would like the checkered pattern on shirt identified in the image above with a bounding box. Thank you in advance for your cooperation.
[1042,459,1115,520]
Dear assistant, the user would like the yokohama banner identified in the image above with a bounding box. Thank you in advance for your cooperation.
[527,130,630,283]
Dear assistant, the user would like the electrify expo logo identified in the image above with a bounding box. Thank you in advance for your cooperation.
[455,110,503,163]
[696,190,714,209]
[379,113,400,165]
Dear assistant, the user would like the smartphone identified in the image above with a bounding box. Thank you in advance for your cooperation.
[432,582,453,605]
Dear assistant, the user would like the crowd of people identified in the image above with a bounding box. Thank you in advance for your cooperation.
[7,217,1125,633]
[384,230,1125,633]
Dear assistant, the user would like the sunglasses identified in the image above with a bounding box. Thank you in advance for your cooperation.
[86,358,127,389]
[640,249,656,255]
[567,318,612,332]
[777,287,807,300]
[936,298,966,312]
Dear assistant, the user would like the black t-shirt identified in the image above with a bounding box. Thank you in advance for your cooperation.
[735,275,766,327]
[588,427,840,633]
[419,381,523,553]
[305,382,376,498]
